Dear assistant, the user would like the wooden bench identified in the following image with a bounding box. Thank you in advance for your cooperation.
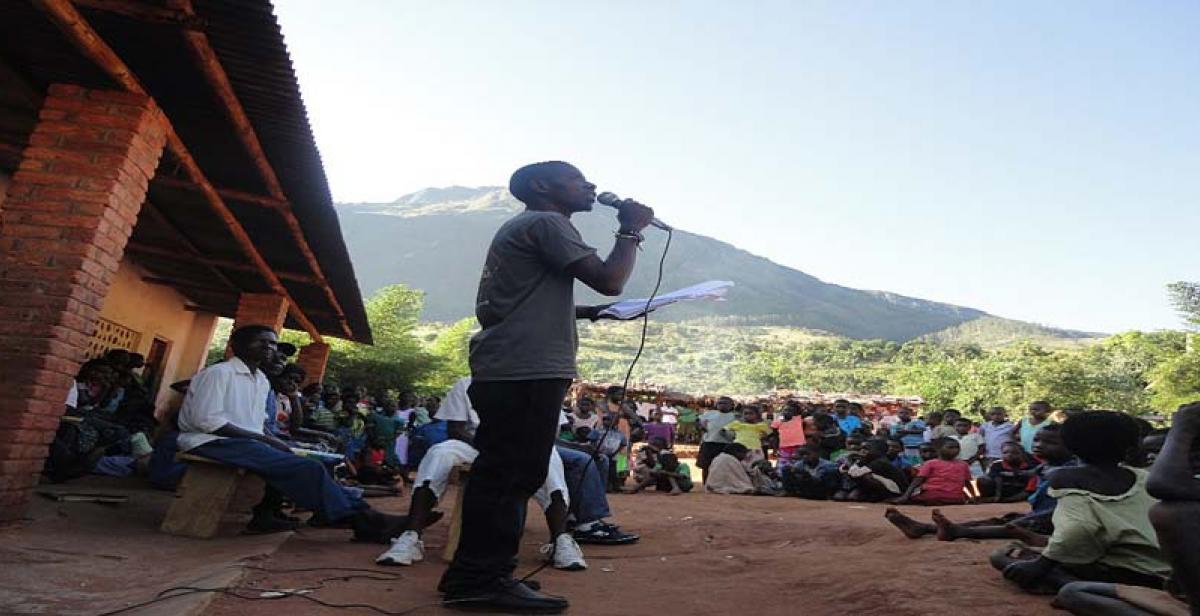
[160,453,263,539]
[442,463,471,561]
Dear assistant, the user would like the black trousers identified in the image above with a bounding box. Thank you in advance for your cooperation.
[439,378,571,595]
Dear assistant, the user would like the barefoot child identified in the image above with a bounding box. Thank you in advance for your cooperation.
[896,437,973,505]
[885,424,1074,543]
[994,411,1171,594]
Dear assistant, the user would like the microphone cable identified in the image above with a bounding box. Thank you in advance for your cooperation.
[519,227,673,586]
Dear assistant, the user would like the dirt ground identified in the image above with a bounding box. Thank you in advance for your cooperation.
[204,488,1058,616]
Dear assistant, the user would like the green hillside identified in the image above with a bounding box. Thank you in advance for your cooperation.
[336,186,1048,341]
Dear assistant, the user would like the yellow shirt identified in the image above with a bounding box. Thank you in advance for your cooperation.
[724,420,772,451]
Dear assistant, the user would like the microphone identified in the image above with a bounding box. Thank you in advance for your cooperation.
[596,192,672,231]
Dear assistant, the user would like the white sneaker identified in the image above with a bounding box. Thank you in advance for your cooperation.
[541,533,587,571]
[376,530,424,566]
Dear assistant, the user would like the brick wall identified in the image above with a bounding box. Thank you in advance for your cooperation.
[232,293,289,332]
[295,342,331,385]
[0,85,167,522]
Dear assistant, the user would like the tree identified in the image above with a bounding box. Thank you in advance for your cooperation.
[321,285,440,393]
[1168,281,1200,329]
[423,317,478,392]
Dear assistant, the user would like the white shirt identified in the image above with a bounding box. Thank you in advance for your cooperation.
[65,380,79,409]
[177,357,272,451]
[436,377,480,437]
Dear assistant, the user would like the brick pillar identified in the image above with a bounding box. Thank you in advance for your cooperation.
[232,293,289,332]
[0,85,167,521]
[295,342,330,385]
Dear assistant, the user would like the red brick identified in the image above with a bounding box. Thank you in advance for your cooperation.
[1,84,165,514]
[85,88,151,106]
[0,474,39,492]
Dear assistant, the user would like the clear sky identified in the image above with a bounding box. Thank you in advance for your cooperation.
[274,1,1198,334]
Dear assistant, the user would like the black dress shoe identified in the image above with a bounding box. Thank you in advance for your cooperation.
[444,579,568,614]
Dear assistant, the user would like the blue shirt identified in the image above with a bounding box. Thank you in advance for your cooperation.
[891,419,927,449]
[1028,458,1077,514]
[836,414,863,434]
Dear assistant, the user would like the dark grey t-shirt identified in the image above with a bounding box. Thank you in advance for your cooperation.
[469,210,597,381]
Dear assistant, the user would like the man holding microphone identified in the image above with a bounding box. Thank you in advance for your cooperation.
[437,161,654,613]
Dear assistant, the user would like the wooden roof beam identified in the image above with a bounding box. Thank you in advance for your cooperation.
[126,242,325,286]
[169,0,354,340]
[141,202,242,291]
[34,0,324,343]
[152,175,286,209]
[72,0,206,30]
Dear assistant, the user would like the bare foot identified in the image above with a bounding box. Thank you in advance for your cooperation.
[931,509,959,542]
[669,488,683,496]
[884,507,934,539]
[1003,523,1048,547]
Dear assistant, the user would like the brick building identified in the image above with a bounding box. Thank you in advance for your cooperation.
[0,1,373,522]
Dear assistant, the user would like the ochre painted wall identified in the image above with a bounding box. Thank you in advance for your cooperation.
[98,259,219,415]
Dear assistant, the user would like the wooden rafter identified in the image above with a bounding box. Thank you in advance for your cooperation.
[167,0,353,340]
[140,203,242,291]
[143,276,232,294]
[73,0,205,30]
[126,242,324,286]
[152,175,286,209]
[33,0,324,343]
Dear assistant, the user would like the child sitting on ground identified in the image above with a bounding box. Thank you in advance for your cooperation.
[705,443,757,495]
[782,444,840,500]
[627,450,694,495]
[624,437,668,493]
[833,438,911,502]
[885,424,1073,544]
[979,441,1035,502]
[886,439,914,476]
[722,405,774,463]
[588,413,629,492]
[895,437,973,505]
[992,411,1172,595]
[1054,402,1200,616]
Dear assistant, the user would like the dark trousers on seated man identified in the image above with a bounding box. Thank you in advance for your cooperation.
[191,437,365,522]
[439,379,571,595]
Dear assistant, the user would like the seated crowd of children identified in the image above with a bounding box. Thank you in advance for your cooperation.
[47,346,1198,615]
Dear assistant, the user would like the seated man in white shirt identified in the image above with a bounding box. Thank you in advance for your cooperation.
[177,324,405,538]
[377,376,586,571]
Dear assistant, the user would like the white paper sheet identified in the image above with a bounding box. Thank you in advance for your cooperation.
[598,280,734,319]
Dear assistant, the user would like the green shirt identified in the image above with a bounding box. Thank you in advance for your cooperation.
[677,407,698,424]
[1042,468,1171,578]
[656,462,694,491]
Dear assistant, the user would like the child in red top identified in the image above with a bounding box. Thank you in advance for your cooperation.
[896,438,972,505]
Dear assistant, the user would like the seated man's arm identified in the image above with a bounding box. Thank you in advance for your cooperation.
[1148,402,1200,501]
[213,423,291,452]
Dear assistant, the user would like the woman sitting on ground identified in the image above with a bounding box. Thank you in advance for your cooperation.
[993,411,1172,595]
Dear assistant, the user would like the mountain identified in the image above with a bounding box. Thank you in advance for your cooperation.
[336,187,1098,342]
